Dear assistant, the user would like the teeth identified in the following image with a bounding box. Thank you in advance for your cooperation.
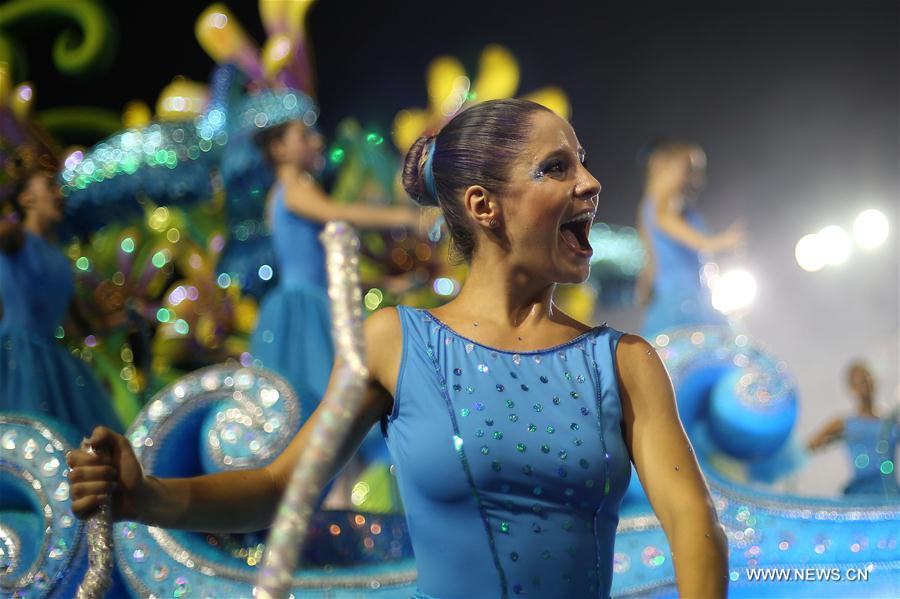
[562,212,595,226]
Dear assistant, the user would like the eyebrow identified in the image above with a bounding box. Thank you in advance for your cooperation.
[536,145,585,164]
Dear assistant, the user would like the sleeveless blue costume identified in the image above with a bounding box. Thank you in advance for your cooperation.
[250,183,334,424]
[640,197,727,338]
[841,416,900,496]
[385,306,631,598]
[0,233,121,435]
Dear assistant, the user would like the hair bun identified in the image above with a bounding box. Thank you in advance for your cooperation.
[401,135,439,207]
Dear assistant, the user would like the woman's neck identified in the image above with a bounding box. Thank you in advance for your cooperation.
[22,214,55,240]
[450,256,558,330]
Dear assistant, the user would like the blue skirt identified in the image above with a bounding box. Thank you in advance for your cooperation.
[0,329,123,436]
[250,285,335,424]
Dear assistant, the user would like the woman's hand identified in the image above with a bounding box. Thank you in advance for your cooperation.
[714,220,746,252]
[67,426,148,522]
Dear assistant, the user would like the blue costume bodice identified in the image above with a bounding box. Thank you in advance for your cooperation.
[270,183,327,290]
[640,197,726,337]
[0,232,121,433]
[0,233,73,337]
[384,307,631,598]
[842,416,900,496]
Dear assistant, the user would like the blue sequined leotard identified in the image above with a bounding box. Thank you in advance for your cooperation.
[640,197,727,338]
[841,416,900,496]
[250,182,333,422]
[384,306,632,598]
[0,232,121,434]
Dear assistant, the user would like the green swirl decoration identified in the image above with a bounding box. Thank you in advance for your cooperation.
[0,0,114,77]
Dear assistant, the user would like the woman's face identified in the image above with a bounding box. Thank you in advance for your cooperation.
[848,365,874,398]
[494,110,601,284]
[21,173,64,224]
[272,121,324,172]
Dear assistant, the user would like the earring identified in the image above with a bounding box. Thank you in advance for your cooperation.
[488,218,499,229]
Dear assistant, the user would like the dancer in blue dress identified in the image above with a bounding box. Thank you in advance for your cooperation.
[808,361,900,496]
[70,100,728,597]
[636,142,744,338]
[242,89,422,423]
[0,169,122,435]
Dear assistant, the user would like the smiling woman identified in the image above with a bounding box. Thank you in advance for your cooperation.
[68,99,728,599]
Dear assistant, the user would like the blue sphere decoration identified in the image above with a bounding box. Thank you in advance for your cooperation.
[708,366,797,459]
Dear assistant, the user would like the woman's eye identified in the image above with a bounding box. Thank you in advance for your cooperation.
[546,160,564,173]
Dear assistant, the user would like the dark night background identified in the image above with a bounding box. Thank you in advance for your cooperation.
[19,0,900,495]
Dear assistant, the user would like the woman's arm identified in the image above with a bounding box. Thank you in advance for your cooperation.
[807,418,844,451]
[68,308,403,533]
[283,176,418,231]
[617,334,729,598]
[655,200,744,253]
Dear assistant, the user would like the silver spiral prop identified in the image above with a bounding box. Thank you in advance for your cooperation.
[256,221,370,598]
[74,440,113,599]
[0,414,84,598]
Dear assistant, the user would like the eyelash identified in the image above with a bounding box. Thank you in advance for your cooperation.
[544,160,565,173]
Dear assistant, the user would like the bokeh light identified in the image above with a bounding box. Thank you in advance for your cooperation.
[853,209,889,249]
[711,269,757,314]
[817,225,851,265]
[795,234,825,272]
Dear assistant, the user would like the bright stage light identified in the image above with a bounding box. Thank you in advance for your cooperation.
[711,269,757,314]
[853,209,889,249]
[817,225,852,265]
[795,234,825,272]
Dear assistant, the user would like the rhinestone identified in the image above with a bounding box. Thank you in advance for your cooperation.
[475,429,485,437]
[521,384,529,391]
[453,384,462,392]
[533,487,542,496]
[492,431,504,440]
[485,418,494,426]
[570,391,579,399]
[465,343,475,353]
[570,423,579,431]
[565,372,573,381]
[532,523,542,533]
[475,402,485,411]
[559,450,568,460]
[541,444,550,453]
[481,446,490,455]
[546,425,555,434]
[505,399,515,408]
[573,438,583,446]
[466,386,475,394]
[454,368,462,375]
[579,458,590,469]
[496,384,505,392]
[540,376,549,383]
[460,408,470,417]
[527,423,537,432]
[552,396,561,405]
[522,464,533,475]
[510,371,518,379]
[509,414,519,422]
[516,443,526,452]
[500,521,510,533]
[576,375,586,383]
[533,403,543,412]
[478,364,489,373]
[581,407,590,416]
[510,552,519,561]
[512,355,521,365]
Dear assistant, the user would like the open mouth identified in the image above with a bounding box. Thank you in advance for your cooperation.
[559,211,594,257]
